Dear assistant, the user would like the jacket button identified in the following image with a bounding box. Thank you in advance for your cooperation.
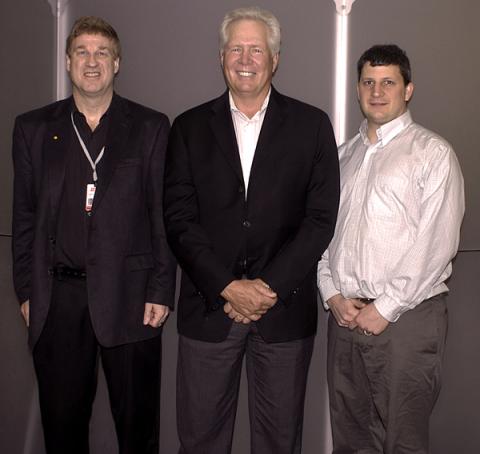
[49,236,56,245]
[242,220,251,228]
[238,186,245,194]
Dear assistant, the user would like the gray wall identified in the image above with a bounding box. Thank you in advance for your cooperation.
[1,1,478,453]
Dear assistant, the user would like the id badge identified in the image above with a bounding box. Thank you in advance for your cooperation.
[85,183,96,212]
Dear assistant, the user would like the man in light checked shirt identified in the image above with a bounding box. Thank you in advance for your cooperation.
[317,44,464,453]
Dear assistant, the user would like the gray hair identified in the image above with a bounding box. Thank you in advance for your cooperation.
[219,6,281,56]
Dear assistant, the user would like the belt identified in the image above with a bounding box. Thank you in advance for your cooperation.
[49,265,87,281]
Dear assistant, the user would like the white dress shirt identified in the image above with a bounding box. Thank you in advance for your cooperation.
[229,90,270,195]
[317,110,464,322]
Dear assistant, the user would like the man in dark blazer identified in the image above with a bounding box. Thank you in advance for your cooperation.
[12,16,175,454]
[164,7,340,454]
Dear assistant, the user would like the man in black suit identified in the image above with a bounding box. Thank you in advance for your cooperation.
[12,16,175,454]
[164,6,339,453]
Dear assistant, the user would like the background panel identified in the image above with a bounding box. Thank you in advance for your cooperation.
[0,0,54,235]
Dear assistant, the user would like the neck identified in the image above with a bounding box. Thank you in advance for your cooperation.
[367,124,379,144]
[73,90,113,130]
[231,89,269,119]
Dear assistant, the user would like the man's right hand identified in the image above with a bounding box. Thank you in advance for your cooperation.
[327,294,365,329]
[221,279,277,321]
[20,300,29,327]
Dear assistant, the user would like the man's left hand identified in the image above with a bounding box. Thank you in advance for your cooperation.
[143,303,170,328]
[351,302,389,335]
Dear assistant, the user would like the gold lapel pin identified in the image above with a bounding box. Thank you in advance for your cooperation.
[53,135,59,141]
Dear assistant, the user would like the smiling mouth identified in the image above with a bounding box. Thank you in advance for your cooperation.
[84,71,101,78]
[237,71,256,77]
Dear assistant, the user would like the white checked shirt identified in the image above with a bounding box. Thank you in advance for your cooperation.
[317,111,465,322]
[229,90,270,195]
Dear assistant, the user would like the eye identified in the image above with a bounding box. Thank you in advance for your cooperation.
[96,50,108,58]
[230,47,242,54]
[251,47,263,55]
[383,79,395,86]
[76,49,87,57]
[363,80,374,87]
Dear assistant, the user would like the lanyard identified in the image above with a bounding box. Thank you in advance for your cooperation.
[70,112,105,183]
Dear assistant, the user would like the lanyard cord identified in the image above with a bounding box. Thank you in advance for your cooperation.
[70,112,105,183]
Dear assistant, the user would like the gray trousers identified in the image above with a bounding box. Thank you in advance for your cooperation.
[177,322,314,454]
[327,294,448,454]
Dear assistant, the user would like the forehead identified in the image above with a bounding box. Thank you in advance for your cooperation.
[360,63,403,80]
[71,33,114,49]
[226,19,269,44]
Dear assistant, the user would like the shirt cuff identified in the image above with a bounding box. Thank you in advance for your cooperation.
[317,280,340,311]
[373,295,405,323]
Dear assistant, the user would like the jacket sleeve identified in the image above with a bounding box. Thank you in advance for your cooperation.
[12,117,35,304]
[163,119,236,308]
[259,114,340,305]
[144,114,177,309]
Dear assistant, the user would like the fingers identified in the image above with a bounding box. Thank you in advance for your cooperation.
[144,303,169,328]
[224,302,255,323]
[252,279,277,299]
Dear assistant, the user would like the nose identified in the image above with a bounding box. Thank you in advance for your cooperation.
[371,83,384,97]
[86,52,98,66]
[239,49,252,65]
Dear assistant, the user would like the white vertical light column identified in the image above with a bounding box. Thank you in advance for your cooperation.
[46,0,72,100]
[333,0,356,145]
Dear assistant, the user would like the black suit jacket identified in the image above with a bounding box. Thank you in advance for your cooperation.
[164,87,339,343]
[12,94,176,349]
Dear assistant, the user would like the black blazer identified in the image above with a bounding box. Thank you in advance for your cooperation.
[164,87,340,343]
[12,95,176,349]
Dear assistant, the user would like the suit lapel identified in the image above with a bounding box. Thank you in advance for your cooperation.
[250,87,287,178]
[90,95,132,212]
[209,92,244,182]
[44,99,73,231]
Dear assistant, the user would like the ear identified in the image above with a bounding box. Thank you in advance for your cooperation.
[272,53,280,73]
[220,51,224,68]
[405,82,414,102]
[66,54,71,72]
[114,58,120,74]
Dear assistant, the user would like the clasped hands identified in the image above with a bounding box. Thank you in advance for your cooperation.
[221,279,278,324]
[327,294,389,335]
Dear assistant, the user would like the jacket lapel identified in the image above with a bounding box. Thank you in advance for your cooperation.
[249,86,287,178]
[44,99,73,232]
[209,92,244,182]
[90,95,132,212]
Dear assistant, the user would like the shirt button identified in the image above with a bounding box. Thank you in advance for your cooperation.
[242,220,251,228]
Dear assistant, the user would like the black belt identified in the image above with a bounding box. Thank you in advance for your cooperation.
[49,265,87,281]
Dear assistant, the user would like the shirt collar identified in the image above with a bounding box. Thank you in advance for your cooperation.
[359,110,413,147]
[71,92,118,123]
[229,89,271,121]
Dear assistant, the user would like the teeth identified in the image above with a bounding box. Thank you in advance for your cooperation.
[238,71,255,77]
[85,72,100,77]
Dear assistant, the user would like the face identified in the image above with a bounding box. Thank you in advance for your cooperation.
[66,33,119,100]
[357,63,414,131]
[221,19,279,103]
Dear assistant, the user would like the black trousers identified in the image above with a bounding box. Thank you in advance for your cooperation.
[327,294,448,454]
[33,278,162,454]
[177,321,314,454]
